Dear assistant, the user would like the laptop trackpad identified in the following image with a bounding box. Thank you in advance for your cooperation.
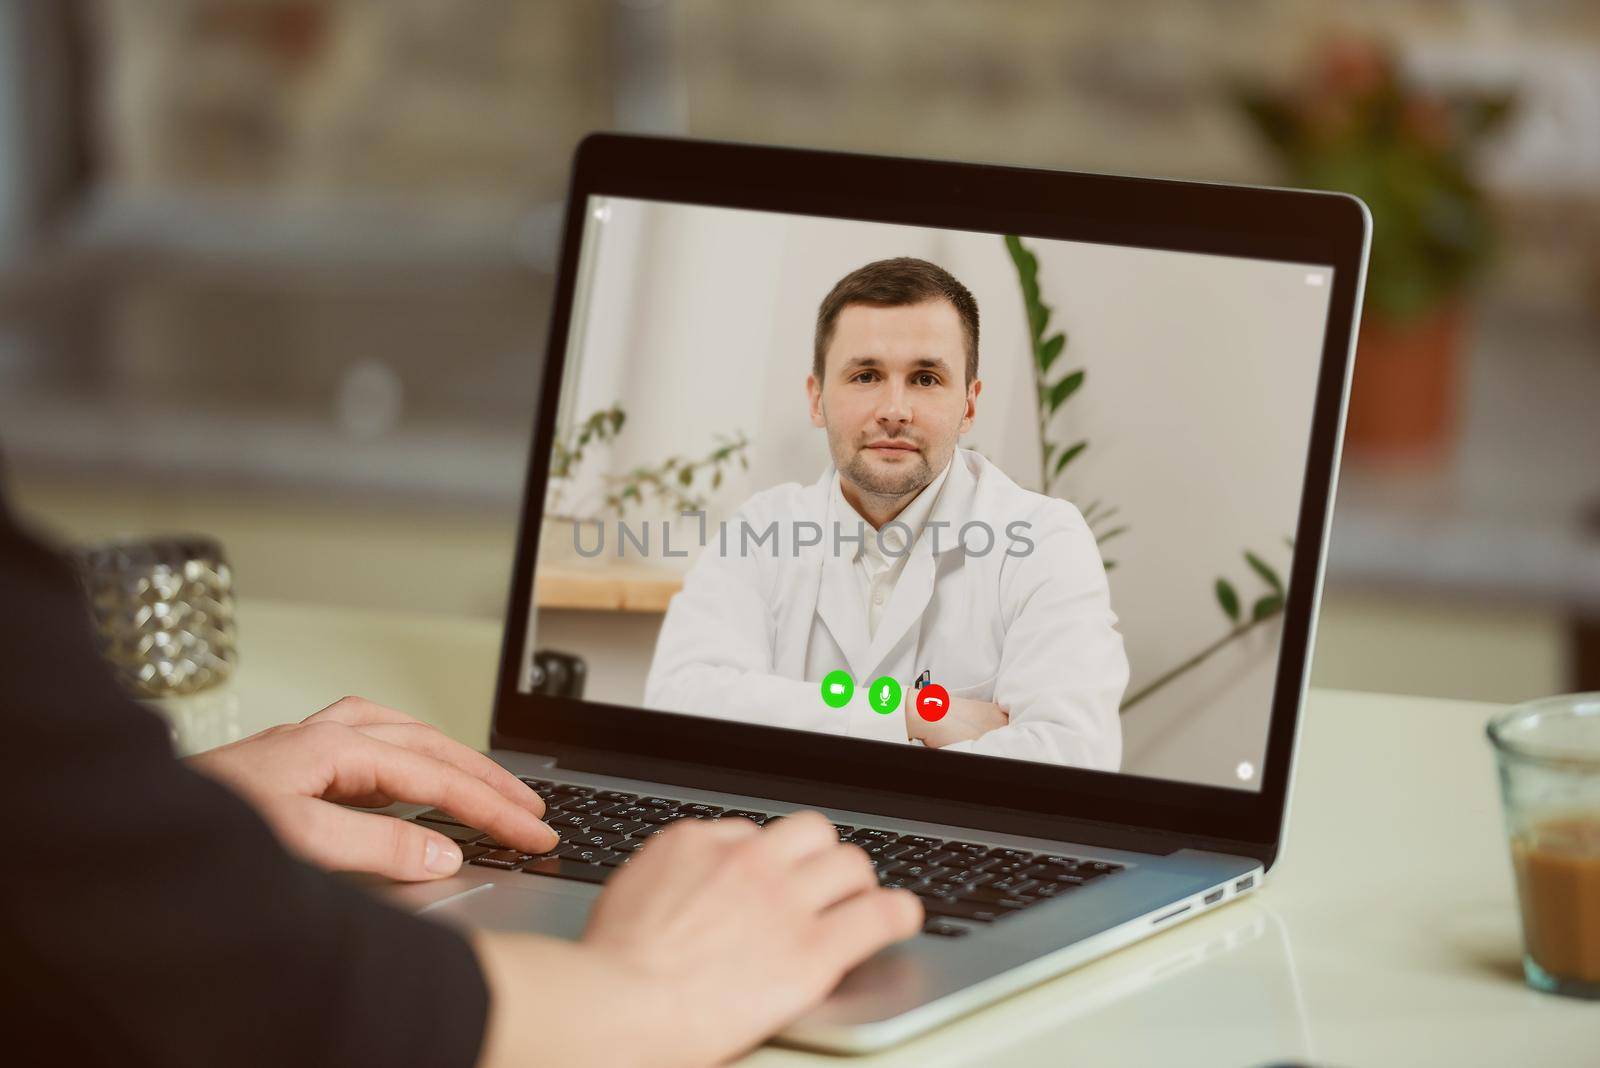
[420,880,595,940]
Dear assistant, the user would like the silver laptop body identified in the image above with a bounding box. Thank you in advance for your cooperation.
[384,134,1369,1053]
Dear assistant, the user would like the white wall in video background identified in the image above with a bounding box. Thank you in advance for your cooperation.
[545,196,1328,789]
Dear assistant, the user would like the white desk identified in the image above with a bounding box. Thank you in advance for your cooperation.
[158,599,1599,1067]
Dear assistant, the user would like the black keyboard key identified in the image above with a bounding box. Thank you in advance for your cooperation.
[460,844,491,861]
[638,796,679,809]
[416,819,486,844]
[571,831,626,850]
[518,777,554,791]
[942,841,989,856]
[722,809,770,824]
[1034,854,1083,869]
[880,877,924,891]
[983,877,1039,897]
[888,862,950,882]
[1030,881,1078,898]
[986,848,1035,863]
[546,813,595,833]
[982,859,1035,877]
[920,897,1009,923]
[643,809,689,825]
[929,850,978,867]
[560,798,618,815]
[679,803,723,818]
[591,818,648,837]
[596,790,639,803]
[521,857,613,883]
[550,783,596,797]
[896,848,943,865]
[850,828,898,841]
[613,838,647,853]
[922,920,971,938]
[961,883,1037,904]
[1025,866,1087,886]
[471,849,531,870]
[1084,861,1124,875]
[897,835,943,850]
[926,868,991,890]
[597,851,629,866]
[560,845,614,865]
[415,808,465,826]
[475,836,532,852]
[606,805,658,822]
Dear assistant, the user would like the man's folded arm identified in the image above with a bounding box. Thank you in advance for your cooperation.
[645,541,838,733]
[0,506,488,1068]
[941,500,1129,770]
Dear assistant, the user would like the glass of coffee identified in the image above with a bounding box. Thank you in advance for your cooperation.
[1487,693,1600,999]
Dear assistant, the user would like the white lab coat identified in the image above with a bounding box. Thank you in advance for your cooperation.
[644,449,1128,770]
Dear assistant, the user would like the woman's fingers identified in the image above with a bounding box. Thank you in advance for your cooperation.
[280,798,467,881]
[304,694,419,729]
[812,888,924,978]
[749,810,841,866]
[356,721,547,817]
[320,727,558,853]
[792,842,881,911]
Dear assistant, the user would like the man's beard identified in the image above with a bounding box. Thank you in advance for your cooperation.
[841,446,934,500]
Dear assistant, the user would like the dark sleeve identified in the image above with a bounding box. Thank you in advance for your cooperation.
[0,492,489,1068]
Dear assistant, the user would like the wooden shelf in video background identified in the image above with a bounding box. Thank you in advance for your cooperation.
[533,563,683,613]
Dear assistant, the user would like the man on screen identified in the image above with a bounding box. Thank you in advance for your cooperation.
[645,257,1128,769]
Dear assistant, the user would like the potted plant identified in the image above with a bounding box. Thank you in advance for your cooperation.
[542,404,749,564]
[1236,36,1514,458]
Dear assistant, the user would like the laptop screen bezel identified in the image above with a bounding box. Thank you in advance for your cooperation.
[490,133,1368,852]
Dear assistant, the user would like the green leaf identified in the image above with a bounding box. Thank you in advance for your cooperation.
[1251,594,1285,621]
[1047,371,1084,414]
[1244,551,1284,595]
[677,466,694,486]
[1039,333,1066,373]
[1030,300,1052,342]
[1216,579,1241,623]
[711,469,723,489]
[1103,559,1118,572]
[1095,524,1129,545]
[1052,440,1087,479]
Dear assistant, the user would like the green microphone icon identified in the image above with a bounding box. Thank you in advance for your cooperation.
[867,676,902,715]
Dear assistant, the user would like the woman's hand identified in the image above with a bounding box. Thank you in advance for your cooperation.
[188,696,556,880]
[474,812,923,1067]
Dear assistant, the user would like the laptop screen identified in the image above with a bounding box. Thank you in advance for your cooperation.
[518,193,1334,794]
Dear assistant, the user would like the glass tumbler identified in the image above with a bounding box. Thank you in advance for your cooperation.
[1486,693,1600,999]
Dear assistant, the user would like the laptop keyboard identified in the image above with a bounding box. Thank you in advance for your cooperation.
[413,778,1126,938]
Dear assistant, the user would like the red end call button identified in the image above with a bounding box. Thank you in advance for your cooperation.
[915,683,950,722]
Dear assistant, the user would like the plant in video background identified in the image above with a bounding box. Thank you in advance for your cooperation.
[546,404,750,520]
[1003,235,1127,570]
[1004,235,1292,713]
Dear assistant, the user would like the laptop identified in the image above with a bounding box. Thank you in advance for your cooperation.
[386,134,1369,1053]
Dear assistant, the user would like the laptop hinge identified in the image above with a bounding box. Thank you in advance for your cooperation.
[541,744,1272,865]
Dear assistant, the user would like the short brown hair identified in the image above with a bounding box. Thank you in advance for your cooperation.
[813,257,980,385]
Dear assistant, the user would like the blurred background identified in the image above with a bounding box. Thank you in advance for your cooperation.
[2,0,1598,707]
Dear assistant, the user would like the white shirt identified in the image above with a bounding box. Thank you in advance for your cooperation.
[645,449,1128,770]
[833,461,952,639]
